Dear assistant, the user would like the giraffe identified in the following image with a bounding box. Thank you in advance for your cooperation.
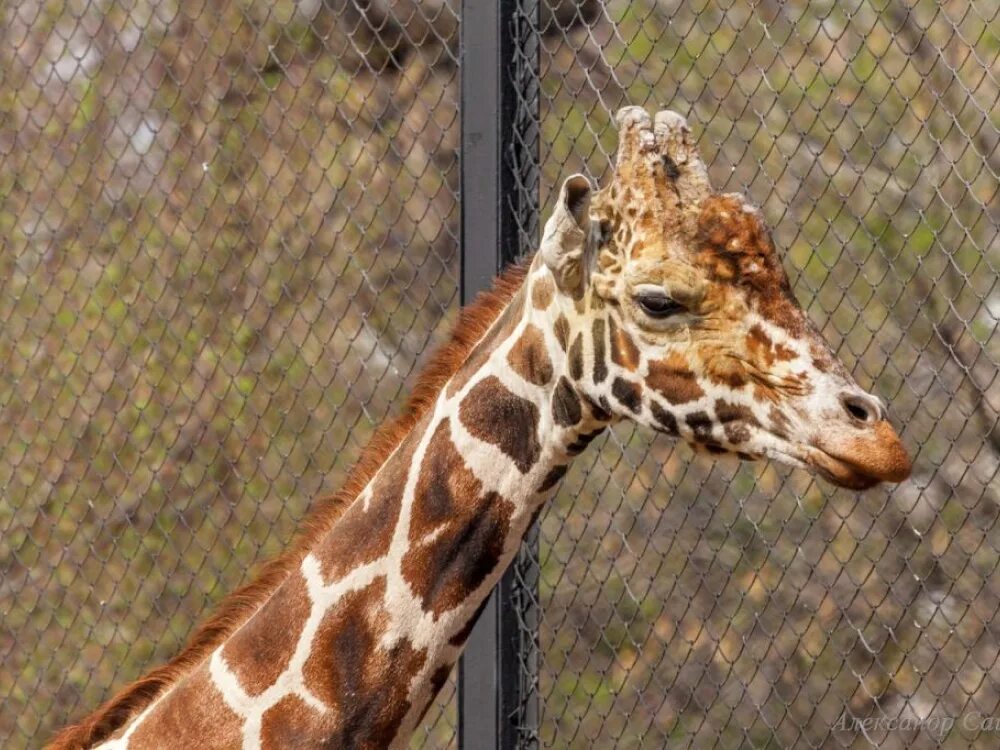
[49,106,911,750]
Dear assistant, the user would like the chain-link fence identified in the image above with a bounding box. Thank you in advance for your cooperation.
[1,1,998,749]
[0,0,463,745]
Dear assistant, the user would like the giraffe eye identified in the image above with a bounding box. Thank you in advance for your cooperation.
[636,293,686,318]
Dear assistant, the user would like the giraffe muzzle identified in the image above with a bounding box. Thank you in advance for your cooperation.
[807,419,912,489]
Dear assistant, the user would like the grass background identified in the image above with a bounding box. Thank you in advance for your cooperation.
[0,0,997,748]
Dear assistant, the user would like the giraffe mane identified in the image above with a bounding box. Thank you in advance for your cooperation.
[46,260,532,750]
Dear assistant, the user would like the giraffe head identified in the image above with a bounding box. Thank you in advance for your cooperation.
[538,106,910,489]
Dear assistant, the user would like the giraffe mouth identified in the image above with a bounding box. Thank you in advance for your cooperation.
[802,447,884,490]
[796,423,911,489]
[811,420,912,489]
[765,442,881,489]
[671,438,880,489]
[763,424,909,490]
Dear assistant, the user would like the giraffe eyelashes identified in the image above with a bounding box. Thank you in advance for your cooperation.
[635,292,686,319]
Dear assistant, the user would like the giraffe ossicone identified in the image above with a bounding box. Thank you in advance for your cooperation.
[50,107,910,750]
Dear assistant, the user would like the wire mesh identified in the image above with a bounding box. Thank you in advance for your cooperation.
[1,1,999,749]
[524,0,1000,748]
[0,0,460,746]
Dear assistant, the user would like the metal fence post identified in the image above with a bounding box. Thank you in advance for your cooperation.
[458,0,539,748]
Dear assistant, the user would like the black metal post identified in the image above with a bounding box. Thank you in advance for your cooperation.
[458,0,539,748]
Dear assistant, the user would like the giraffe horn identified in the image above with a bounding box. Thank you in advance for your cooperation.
[613,106,655,168]
[653,109,711,208]
[605,106,712,244]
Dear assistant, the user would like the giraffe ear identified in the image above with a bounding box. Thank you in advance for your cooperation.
[541,174,593,296]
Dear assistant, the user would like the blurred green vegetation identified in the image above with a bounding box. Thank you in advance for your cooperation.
[1,0,998,748]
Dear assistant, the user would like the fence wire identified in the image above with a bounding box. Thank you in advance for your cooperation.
[0,1,998,750]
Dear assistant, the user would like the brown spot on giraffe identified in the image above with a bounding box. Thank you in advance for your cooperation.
[531,275,554,309]
[552,376,582,427]
[612,377,643,413]
[566,426,606,456]
[647,351,705,405]
[650,401,679,435]
[608,316,640,371]
[776,343,796,362]
[538,464,568,492]
[313,427,417,583]
[506,324,554,386]
[714,400,760,445]
[554,313,570,352]
[222,567,312,696]
[568,333,584,379]
[809,342,836,374]
[592,318,608,383]
[583,393,613,421]
[408,487,511,617]
[746,323,796,368]
[703,352,750,389]
[459,376,541,473]
[685,411,714,442]
[303,576,427,748]
[403,419,514,616]
[128,666,243,750]
[260,695,339,749]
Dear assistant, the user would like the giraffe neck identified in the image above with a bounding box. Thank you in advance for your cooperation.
[97,260,608,749]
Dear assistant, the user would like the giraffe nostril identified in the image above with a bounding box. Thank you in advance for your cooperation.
[840,391,882,426]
